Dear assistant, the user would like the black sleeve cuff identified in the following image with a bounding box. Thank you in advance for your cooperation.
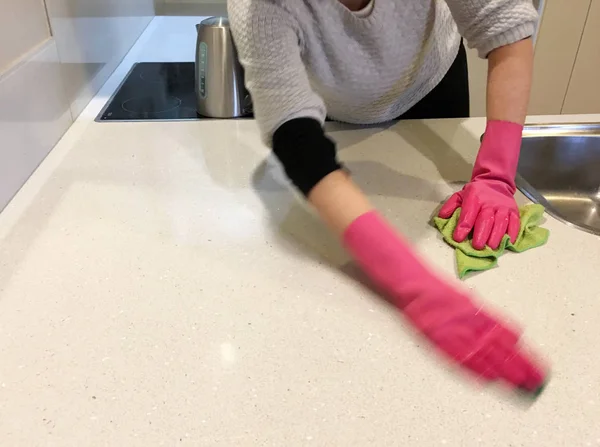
[272,118,343,196]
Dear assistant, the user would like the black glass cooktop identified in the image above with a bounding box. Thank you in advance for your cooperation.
[96,62,250,122]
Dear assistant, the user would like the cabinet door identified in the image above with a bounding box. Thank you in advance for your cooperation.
[528,0,591,115]
[467,0,588,117]
[562,1,600,114]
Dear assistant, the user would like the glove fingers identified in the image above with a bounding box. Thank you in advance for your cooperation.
[453,199,480,242]
[464,330,545,391]
[508,210,521,244]
[438,192,462,218]
[495,334,546,392]
[519,350,547,392]
[472,208,495,250]
[501,349,545,392]
[488,209,510,249]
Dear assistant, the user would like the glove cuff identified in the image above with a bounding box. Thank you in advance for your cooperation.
[472,120,523,191]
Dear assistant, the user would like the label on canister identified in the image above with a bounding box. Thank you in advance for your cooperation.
[198,42,208,99]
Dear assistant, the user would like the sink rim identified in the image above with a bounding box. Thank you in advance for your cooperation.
[516,173,600,237]
[517,122,600,237]
[522,122,600,138]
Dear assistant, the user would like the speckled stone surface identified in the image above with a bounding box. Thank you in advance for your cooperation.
[1,16,600,447]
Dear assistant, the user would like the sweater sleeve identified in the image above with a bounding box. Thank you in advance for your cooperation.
[228,0,327,145]
[444,0,539,58]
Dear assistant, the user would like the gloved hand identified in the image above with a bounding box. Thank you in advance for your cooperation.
[439,120,523,250]
[343,211,546,392]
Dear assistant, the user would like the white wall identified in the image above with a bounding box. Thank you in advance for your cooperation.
[45,0,155,118]
[0,0,155,211]
[0,40,72,212]
[0,0,70,212]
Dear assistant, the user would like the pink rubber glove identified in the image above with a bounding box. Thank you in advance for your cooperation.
[439,120,523,250]
[343,211,546,393]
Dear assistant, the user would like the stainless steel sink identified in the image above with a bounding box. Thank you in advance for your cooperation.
[517,123,600,236]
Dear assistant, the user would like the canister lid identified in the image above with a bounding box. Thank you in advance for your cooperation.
[199,16,229,28]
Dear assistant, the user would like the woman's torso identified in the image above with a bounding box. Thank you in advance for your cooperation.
[279,0,461,123]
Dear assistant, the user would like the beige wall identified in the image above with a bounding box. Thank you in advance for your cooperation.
[467,0,600,117]
[529,0,592,115]
[465,48,487,117]
[0,0,52,73]
[467,0,553,117]
[156,0,226,15]
[162,0,225,3]
[562,0,600,114]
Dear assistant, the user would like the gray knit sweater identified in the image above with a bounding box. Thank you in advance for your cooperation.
[228,0,538,143]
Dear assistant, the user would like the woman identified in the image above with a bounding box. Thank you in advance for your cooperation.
[228,0,546,392]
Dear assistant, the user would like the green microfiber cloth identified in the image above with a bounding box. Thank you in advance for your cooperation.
[433,204,550,279]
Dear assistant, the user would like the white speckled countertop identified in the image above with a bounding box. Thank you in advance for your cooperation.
[1,17,600,447]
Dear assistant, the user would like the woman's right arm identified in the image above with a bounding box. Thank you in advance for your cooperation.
[309,173,547,394]
[228,0,546,393]
[229,1,372,229]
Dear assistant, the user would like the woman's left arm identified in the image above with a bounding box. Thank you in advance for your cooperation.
[487,37,533,125]
[440,1,538,249]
